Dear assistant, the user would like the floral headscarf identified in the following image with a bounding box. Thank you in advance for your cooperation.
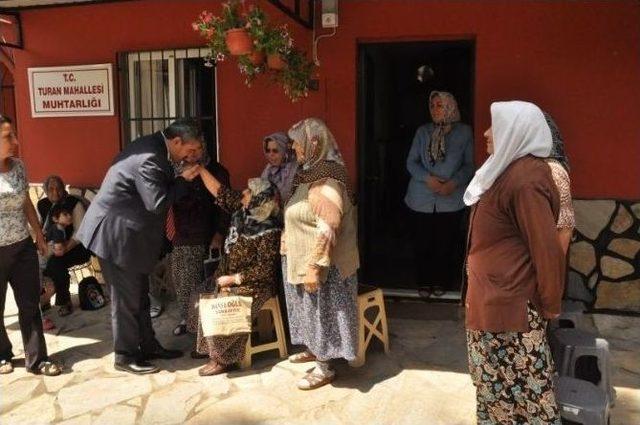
[543,112,570,171]
[428,91,461,165]
[261,132,297,203]
[224,178,281,254]
[287,118,354,201]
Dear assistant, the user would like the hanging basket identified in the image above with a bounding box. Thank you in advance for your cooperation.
[267,53,287,70]
[247,50,265,65]
[225,28,253,56]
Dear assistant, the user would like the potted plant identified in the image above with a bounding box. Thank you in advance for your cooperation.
[221,0,252,56]
[277,49,315,101]
[192,1,253,62]
[262,25,294,70]
[243,5,267,65]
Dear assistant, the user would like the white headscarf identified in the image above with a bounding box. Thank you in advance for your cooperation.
[463,101,552,206]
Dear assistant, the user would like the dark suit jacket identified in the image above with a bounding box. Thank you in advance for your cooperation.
[76,132,183,274]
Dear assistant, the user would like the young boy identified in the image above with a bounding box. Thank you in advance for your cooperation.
[43,204,91,316]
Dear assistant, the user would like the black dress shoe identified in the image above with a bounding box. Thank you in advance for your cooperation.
[142,346,183,360]
[114,360,159,375]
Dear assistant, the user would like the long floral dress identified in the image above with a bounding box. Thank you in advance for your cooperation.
[194,186,281,365]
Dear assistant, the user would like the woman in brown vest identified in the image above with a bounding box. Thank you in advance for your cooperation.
[463,101,565,424]
[282,118,360,390]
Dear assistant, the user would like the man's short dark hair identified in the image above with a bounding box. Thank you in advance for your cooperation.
[50,204,72,219]
[164,119,202,143]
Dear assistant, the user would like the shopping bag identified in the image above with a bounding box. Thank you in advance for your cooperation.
[199,288,253,337]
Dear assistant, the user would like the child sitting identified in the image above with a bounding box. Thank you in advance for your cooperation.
[43,204,91,316]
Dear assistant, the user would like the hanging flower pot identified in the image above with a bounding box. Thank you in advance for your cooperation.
[267,53,287,70]
[247,50,265,65]
[225,28,253,56]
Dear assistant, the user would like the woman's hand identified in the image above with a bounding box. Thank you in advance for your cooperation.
[180,164,201,182]
[210,233,224,250]
[35,232,48,257]
[216,275,236,288]
[425,175,443,192]
[304,266,320,293]
[438,180,457,196]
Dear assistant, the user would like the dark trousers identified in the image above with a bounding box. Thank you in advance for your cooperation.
[98,257,160,363]
[44,244,91,306]
[409,208,467,291]
[0,237,48,370]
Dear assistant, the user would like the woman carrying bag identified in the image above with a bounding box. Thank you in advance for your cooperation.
[191,174,282,376]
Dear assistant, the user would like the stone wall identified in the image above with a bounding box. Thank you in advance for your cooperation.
[568,200,640,313]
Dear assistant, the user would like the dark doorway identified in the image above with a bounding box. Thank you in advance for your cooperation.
[357,40,475,297]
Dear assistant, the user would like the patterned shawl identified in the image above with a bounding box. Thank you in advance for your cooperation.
[287,117,355,202]
[224,178,281,254]
[542,112,570,171]
[428,91,461,165]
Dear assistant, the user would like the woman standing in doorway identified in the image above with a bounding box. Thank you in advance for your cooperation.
[0,115,61,376]
[282,118,360,390]
[404,91,474,292]
[464,101,564,424]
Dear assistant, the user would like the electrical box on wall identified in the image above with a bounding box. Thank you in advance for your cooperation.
[321,0,338,28]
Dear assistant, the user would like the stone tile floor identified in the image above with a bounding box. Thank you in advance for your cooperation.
[1,288,639,425]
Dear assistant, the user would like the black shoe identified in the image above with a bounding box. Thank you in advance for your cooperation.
[114,360,159,375]
[142,346,183,360]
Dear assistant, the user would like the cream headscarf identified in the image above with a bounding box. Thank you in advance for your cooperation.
[463,101,552,206]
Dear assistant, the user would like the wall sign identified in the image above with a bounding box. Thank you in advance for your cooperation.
[28,63,114,118]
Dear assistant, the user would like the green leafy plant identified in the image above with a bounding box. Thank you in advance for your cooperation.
[277,49,315,101]
[192,1,247,63]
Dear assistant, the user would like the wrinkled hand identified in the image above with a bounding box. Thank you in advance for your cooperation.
[216,275,236,288]
[437,180,457,196]
[53,242,66,257]
[425,175,443,192]
[180,164,201,182]
[36,234,48,257]
[210,233,224,250]
[303,266,320,294]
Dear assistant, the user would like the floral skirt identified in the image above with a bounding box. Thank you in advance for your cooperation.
[466,306,561,425]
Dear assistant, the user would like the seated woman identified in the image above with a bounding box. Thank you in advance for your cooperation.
[260,131,297,205]
[37,175,90,316]
[192,174,282,376]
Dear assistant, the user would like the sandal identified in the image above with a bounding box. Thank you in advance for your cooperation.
[173,323,187,336]
[288,351,316,363]
[297,370,335,390]
[0,360,13,374]
[31,360,62,376]
[198,360,229,377]
[42,317,56,331]
[58,304,72,317]
[149,305,163,319]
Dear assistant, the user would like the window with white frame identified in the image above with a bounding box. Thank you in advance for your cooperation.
[117,48,217,156]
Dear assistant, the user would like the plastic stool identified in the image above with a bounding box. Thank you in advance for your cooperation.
[349,285,390,367]
[240,296,288,369]
[555,376,610,425]
[550,300,589,332]
[68,260,95,284]
[551,328,616,406]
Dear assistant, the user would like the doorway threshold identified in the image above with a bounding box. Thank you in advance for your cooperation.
[382,288,461,302]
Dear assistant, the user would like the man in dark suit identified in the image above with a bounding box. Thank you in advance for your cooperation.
[76,119,202,374]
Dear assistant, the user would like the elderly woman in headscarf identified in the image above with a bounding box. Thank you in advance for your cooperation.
[192,172,282,376]
[543,113,575,253]
[463,101,565,424]
[404,91,474,293]
[261,132,297,205]
[282,118,360,390]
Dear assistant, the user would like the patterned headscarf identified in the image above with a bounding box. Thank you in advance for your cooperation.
[261,132,298,203]
[224,178,281,254]
[543,112,570,171]
[287,118,354,201]
[428,91,461,165]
